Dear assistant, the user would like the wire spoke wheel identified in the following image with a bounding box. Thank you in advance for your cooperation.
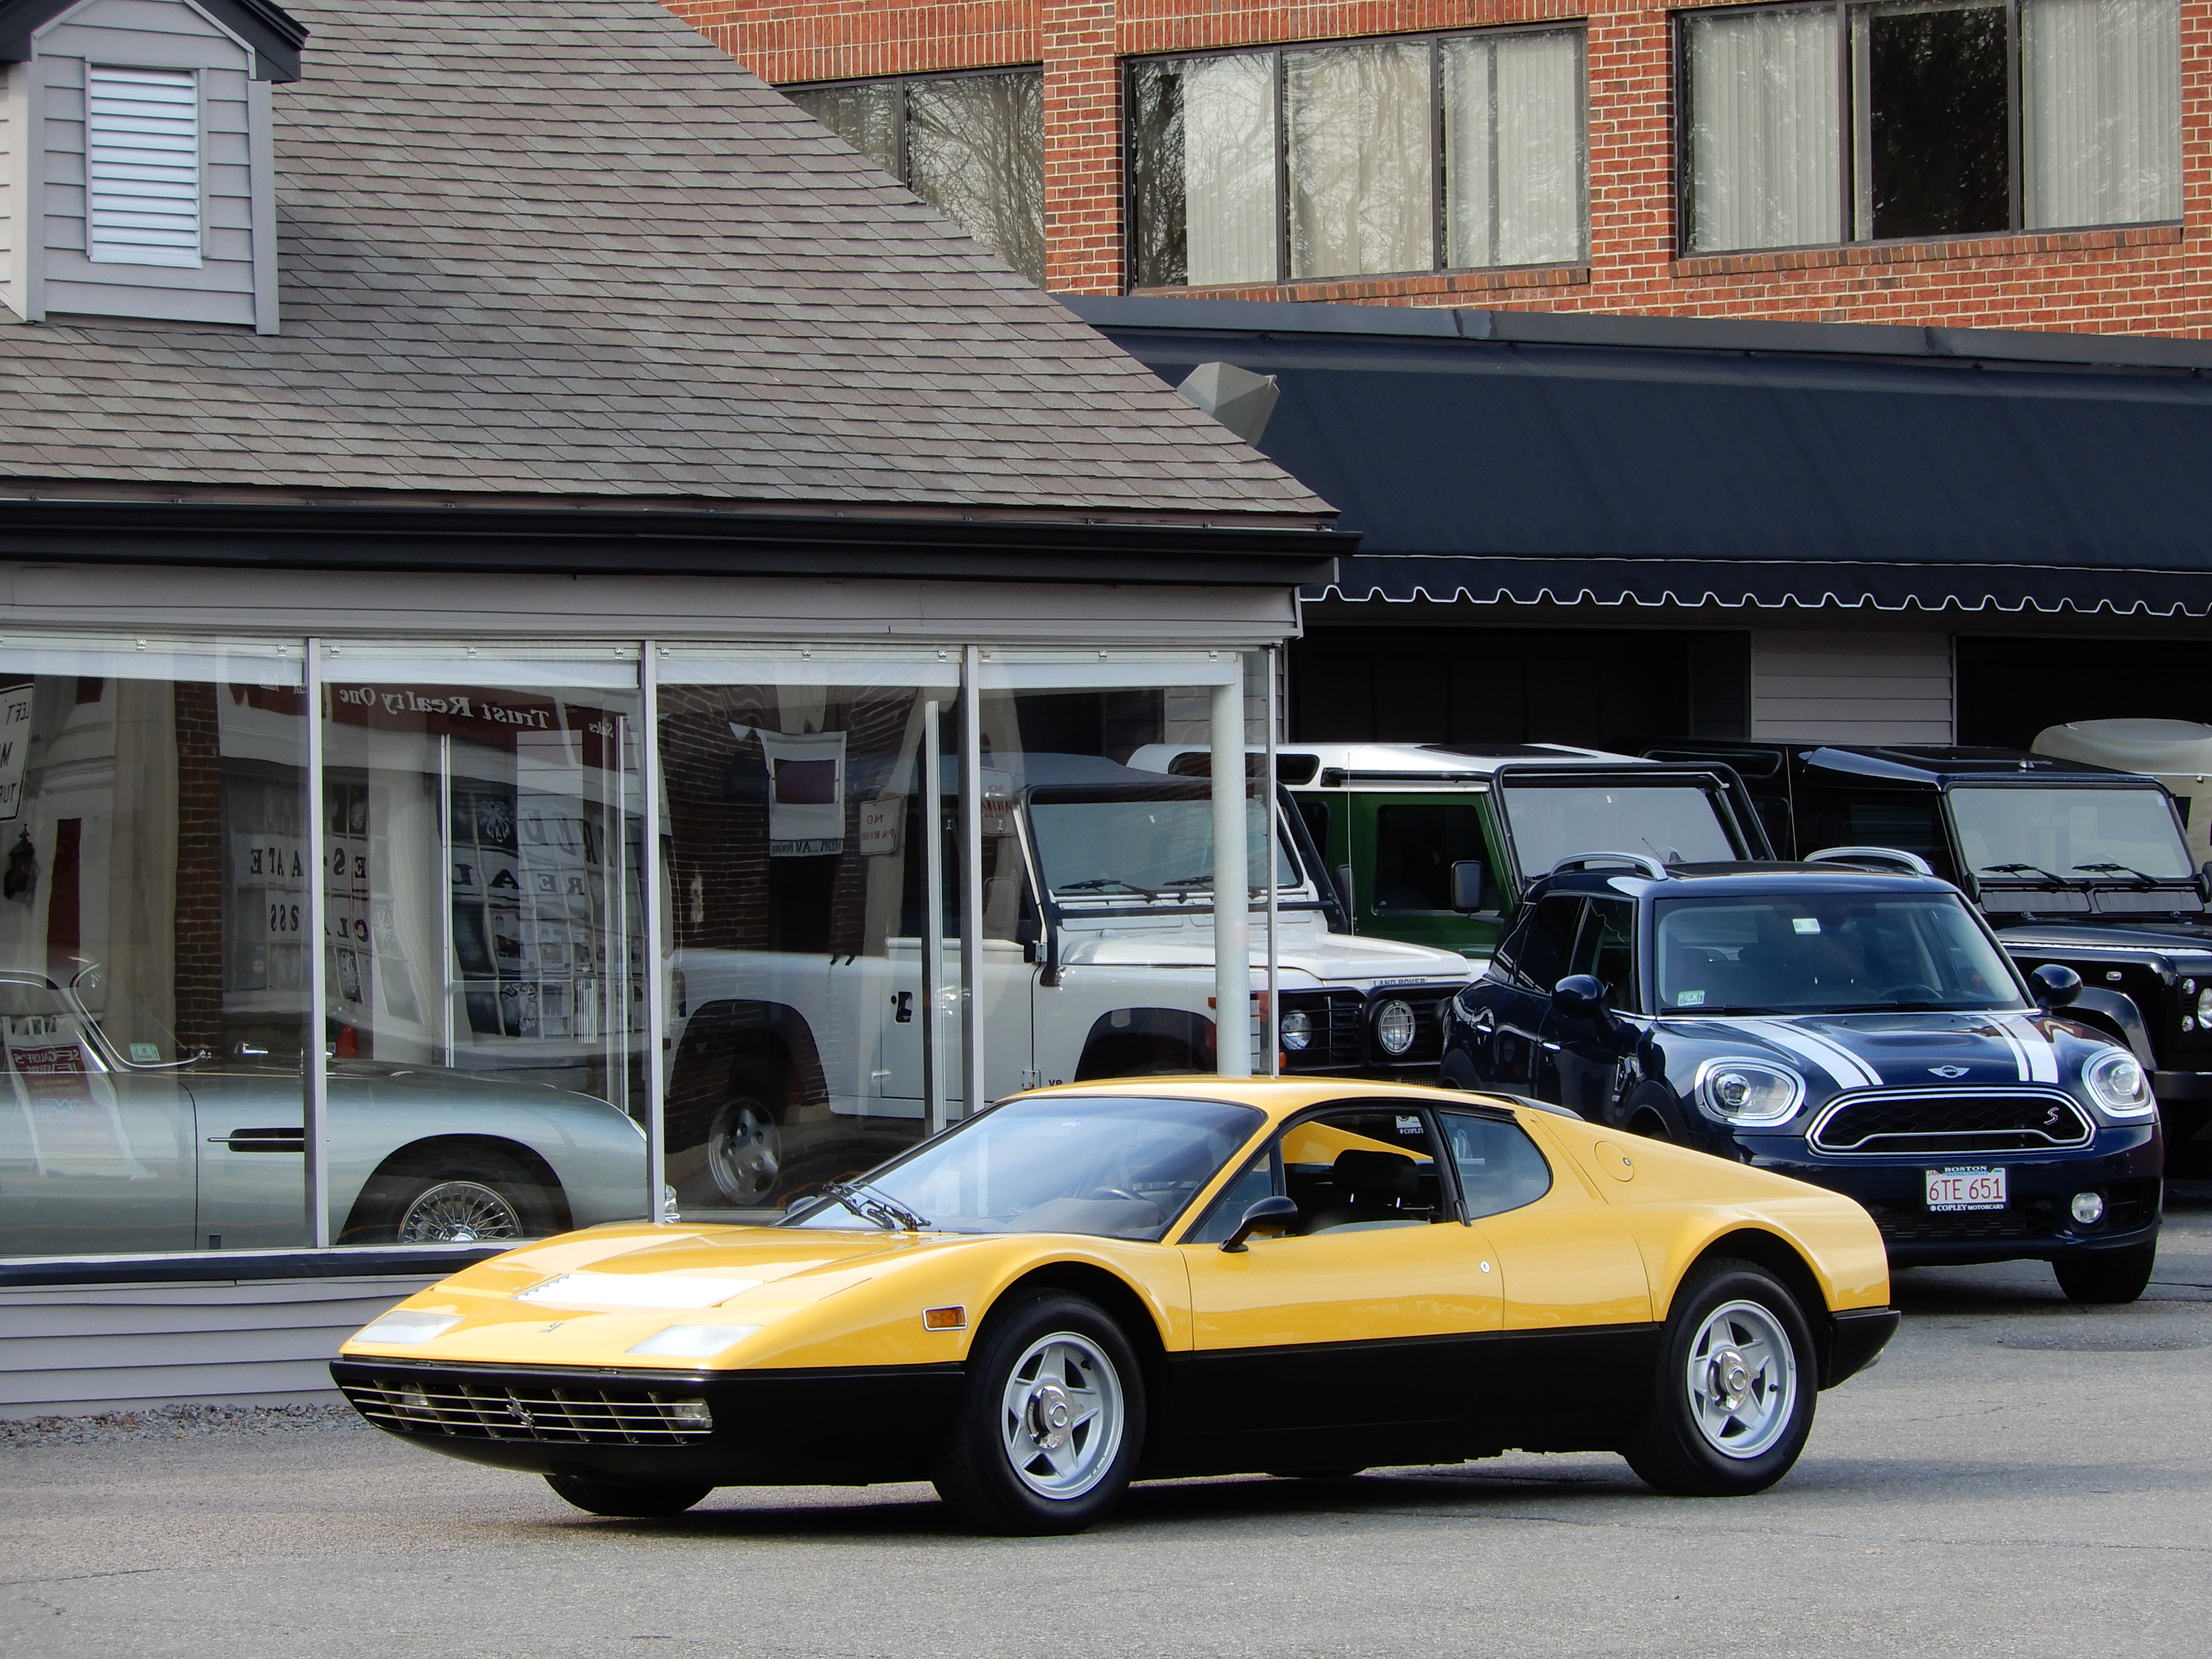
[1684,1298,1797,1459]
[997,1331,1123,1500]
[397,1179,524,1245]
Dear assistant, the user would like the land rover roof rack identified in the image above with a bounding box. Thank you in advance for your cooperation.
[1804,846,1937,876]
[1550,852,1671,881]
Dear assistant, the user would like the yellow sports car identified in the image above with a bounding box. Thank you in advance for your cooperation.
[332,1080,1897,1534]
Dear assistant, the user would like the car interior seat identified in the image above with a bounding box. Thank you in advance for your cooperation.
[1298,1148,1435,1234]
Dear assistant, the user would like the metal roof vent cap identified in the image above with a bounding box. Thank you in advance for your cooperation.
[1176,362,1280,445]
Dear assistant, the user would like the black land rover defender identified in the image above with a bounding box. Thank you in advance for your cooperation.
[1646,742,2212,1167]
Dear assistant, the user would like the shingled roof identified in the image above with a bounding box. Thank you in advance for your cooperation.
[0,0,1329,525]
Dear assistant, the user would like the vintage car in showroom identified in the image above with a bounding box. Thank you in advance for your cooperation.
[334,1077,1895,1534]
[1439,855,2164,1302]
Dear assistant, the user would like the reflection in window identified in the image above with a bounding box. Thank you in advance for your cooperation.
[786,70,1045,283]
[1129,28,1586,288]
[1682,0,2180,253]
[1436,1109,1552,1219]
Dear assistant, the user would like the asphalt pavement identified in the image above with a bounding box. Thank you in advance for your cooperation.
[6,1194,2211,1659]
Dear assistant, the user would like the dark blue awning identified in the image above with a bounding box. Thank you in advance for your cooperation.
[1069,297,2212,617]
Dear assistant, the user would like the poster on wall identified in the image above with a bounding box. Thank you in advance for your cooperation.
[0,683,32,822]
[734,728,848,856]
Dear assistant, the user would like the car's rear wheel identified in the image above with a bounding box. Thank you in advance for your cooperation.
[933,1291,1144,1536]
[343,1149,559,1245]
[705,1094,782,1206]
[1624,1260,1817,1497]
[544,1474,712,1518]
[2054,1245,2156,1304]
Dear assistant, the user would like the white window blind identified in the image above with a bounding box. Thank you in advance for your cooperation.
[86,66,202,268]
[1684,6,1841,253]
[2023,0,2182,229]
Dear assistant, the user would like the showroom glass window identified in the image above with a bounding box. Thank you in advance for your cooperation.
[1679,0,2181,254]
[1128,27,1587,287]
[0,638,309,1256]
[785,69,1046,283]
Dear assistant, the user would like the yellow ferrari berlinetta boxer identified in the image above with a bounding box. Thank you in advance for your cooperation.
[334,1078,1896,1534]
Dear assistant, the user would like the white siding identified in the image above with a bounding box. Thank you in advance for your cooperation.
[1750,631,1956,743]
[29,0,263,327]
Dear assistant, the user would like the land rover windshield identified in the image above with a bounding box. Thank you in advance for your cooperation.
[1027,787,1295,900]
[1503,782,1740,875]
[1950,786,2192,883]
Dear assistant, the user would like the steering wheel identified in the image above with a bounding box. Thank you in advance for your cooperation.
[1878,984,1941,1004]
[1086,1187,1143,1204]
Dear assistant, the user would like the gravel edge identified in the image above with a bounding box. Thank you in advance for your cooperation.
[1,1401,370,1449]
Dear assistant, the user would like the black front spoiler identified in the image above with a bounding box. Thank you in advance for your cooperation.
[1825,1307,1899,1388]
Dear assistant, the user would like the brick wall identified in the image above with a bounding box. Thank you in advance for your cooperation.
[667,0,2212,333]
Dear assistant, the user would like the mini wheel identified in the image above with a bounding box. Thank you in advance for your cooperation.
[2054,1244,2156,1304]
[544,1474,713,1517]
[1624,1259,1818,1497]
[933,1291,1145,1536]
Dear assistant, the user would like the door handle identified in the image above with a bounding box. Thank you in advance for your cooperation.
[892,991,914,1024]
[208,1129,305,1152]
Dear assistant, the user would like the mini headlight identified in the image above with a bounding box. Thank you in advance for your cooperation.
[1374,998,1417,1056]
[1280,1008,1313,1052]
[1692,1059,1804,1126]
[2083,1049,2155,1117]
[354,1308,463,1345]
[626,1324,761,1358]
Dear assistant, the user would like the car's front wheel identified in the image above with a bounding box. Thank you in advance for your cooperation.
[342,1149,559,1245]
[933,1291,1145,1536]
[544,1475,712,1517]
[1624,1260,1818,1497]
[2054,1244,2156,1304]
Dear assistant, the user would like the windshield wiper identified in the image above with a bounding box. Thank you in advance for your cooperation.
[1978,862,2075,886]
[2073,861,2163,885]
[818,1181,930,1232]
[1056,877,1161,899]
[1159,876,1215,889]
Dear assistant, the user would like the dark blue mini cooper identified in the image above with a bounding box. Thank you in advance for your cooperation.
[1440,855,2164,1303]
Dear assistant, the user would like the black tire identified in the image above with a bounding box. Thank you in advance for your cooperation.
[341,1148,559,1245]
[1623,1260,1819,1498]
[933,1291,1146,1536]
[2054,1245,2156,1304]
[544,1474,712,1518]
[1436,1051,1480,1092]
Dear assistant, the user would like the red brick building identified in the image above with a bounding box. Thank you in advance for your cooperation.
[670,0,2204,334]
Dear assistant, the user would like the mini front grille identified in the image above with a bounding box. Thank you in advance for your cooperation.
[1810,1089,2093,1155]
[341,1374,712,1445]
[1869,1200,2052,1243]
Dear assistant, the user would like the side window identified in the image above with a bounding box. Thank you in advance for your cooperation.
[1437,1109,1553,1220]
[1799,789,1956,882]
[1188,1106,1447,1240]
[1183,1142,1282,1244]
[1570,897,1638,1008]
[1512,895,1581,992]
[1372,804,1490,913]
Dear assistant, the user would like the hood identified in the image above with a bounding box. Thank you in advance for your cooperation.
[1997,920,2212,961]
[1058,919,1472,983]
[1656,1009,2091,1093]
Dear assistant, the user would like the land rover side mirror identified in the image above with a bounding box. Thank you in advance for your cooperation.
[2030,963,2084,1010]
[1450,860,1487,912]
[2199,859,2212,901]
[1221,1194,1299,1253]
[1553,973,1608,1020]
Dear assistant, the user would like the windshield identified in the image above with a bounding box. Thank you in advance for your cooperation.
[1950,786,2192,882]
[0,966,191,1071]
[1655,893,2026,1014]
[1028,795,1295,899]
[784,1094,1263,1240]
[1504,783,1738,874]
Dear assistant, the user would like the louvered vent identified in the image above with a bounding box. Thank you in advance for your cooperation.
[86,66,202,268]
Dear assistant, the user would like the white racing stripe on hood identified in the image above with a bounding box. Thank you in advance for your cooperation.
[1719,1018,1884,1089]
[1996,1014,2061,1083]
[1988,1018,2032,1082]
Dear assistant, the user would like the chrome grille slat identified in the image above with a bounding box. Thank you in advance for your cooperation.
[1809,1087,2093,1156]
[341,1377,712,1444]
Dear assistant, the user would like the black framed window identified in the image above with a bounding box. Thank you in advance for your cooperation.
[786,69,1045,283]
[1679,0,2180,255]
[1128,27,1587,289]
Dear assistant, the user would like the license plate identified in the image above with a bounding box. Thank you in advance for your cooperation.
[1926,1166,2007,1212]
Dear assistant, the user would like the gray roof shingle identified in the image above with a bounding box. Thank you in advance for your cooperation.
[0,0,1330,521]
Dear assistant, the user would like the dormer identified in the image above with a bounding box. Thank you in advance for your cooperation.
[0,0,304,333]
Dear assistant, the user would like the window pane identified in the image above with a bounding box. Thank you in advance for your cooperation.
[2024,0,2181,228]
[1684,5,1842,252]
[907,70,1046,284]
[1436,1109,1552,1220]
[1856,5,2010,240]
[1443,31,1586,268]
[1129,55,1279,287]
[1373,803,1488,912]
[785,82,900,178]
[1286,41,1435,279]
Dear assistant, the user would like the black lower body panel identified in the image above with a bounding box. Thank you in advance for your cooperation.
[1825,1307,1898,1388]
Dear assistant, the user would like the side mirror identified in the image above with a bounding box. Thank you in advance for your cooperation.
[1553,973,1607,1021]
[1450,860,1487,912]
[2030,963,2083,1010]
[1221,1194,1299,1253]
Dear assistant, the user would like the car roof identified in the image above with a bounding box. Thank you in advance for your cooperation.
[1010,1075,1546,1128]
[1534,860,1962,900]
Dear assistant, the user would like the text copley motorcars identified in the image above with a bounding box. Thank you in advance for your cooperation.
[335,1078,1895,1534]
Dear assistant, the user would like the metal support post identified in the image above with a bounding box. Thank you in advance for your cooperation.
[640,640,668,1222]
[1212,661,1251,1076]
[1264,647,1279,1078]
[922,699,947,1135]
[960,648,985,1118]
[303,637,330,1247]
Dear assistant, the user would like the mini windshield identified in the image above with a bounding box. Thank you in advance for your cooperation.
[784,1094,1263,1240]
[1027,794,1295,899]
[1950,786,2192,883]
[1655,894,2026,1015]
[1504,784,1738,874]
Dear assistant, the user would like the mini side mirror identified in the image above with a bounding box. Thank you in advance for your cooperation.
[1450,860,1487,912]
[1553,973,1607,1020]
[2030,963,2083,1010]
[1221,1194,1299,1253]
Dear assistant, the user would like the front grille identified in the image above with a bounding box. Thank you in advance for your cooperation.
[1867,1198,2053,1243]
[341,1373,712,1445]
[1281,990,1366,1071]
[2106,1179,2163,1228]
[1810,1089,2093,1155]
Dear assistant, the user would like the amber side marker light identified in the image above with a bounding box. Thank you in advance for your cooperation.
[923,1306,967,1330]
